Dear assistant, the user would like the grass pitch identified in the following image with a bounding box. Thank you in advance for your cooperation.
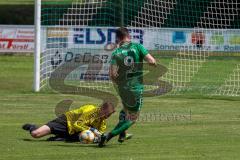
[1,55,240,160]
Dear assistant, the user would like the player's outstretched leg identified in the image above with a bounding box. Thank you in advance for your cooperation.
[118,131,133,143]
[117,110,133,143]
[98,109,135,147]
[98,102,140,147]
[22,124,51,138]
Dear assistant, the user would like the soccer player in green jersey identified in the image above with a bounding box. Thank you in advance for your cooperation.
[98,27,156,147]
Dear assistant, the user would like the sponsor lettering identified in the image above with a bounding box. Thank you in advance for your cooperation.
[0,38,33,50]
[64,52,109,63]
[154,44,211,51]
[224,45,240,52]
[0,43,6,48]
[73,28,144,45]
[0,27,34,52]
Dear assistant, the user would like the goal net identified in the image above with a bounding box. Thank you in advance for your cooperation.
[36,0,240,97]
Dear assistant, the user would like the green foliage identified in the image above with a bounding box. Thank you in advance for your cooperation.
[0,5,34,24]
[0,0,33,5]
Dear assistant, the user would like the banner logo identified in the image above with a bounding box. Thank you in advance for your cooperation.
[210,33,224,45]
[172,31,186,44]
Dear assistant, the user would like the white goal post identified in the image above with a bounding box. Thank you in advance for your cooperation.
[34,0,41,92]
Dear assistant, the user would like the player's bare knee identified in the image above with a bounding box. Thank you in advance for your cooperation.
[31,130,40,138]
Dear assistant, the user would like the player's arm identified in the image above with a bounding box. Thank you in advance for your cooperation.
[70,105,93,132]
[73,116,90,132]
[73,118,101,138]
[109,64,119,81]
[144,54,157,66]
[138,44,157,66]
[109,52,120,81]
[89,120,106,138]
[98,119,107,134]
[74,110,103,137]
[88,116,104,137]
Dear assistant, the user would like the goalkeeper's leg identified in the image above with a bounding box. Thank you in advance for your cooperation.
[22,114,68,139]
[22,124,51,138]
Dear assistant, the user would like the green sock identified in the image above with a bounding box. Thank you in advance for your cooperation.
[119,110,126,122]
[110,120,133,136]
[112,110,126,131]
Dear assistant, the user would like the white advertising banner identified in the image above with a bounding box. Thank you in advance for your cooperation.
[0,25,239,53]
[0,25,34,53]
[42,27,144,50]
[42,27,240,52]
[146,28,240,52]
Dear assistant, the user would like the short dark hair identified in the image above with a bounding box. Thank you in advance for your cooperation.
[101,102,114,110]
[99,102,115,118]
[116,27,129,41]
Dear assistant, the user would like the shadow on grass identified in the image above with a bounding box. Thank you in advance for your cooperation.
[22,138,49,142]
[22,138,78,143]
[21,138,121,148]
[52,143,119,149]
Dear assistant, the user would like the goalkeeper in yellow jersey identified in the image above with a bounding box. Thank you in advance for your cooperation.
[22,102,115,142]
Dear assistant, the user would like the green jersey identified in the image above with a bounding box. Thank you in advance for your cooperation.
[111,42,148,91]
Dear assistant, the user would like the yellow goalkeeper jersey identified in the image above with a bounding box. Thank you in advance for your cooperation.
[65,104,106,135]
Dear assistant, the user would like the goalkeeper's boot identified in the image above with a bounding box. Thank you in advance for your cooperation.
[118,132,133,143]
[22,123,37,132]
[98,133,113,148]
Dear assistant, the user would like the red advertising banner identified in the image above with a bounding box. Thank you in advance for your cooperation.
[0,26,34,53]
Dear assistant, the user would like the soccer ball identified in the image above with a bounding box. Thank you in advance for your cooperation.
[79,130,95,144]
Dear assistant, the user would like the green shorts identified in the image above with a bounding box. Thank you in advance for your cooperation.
[118,88,143,112]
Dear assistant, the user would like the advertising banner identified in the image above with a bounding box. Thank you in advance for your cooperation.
[0,26,34,52]
[1,25,239,53]
[43,27,240,52]
[143,28,240,52]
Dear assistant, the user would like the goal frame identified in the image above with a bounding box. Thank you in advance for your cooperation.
[33,0,240,96]
[34,0,41,92]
